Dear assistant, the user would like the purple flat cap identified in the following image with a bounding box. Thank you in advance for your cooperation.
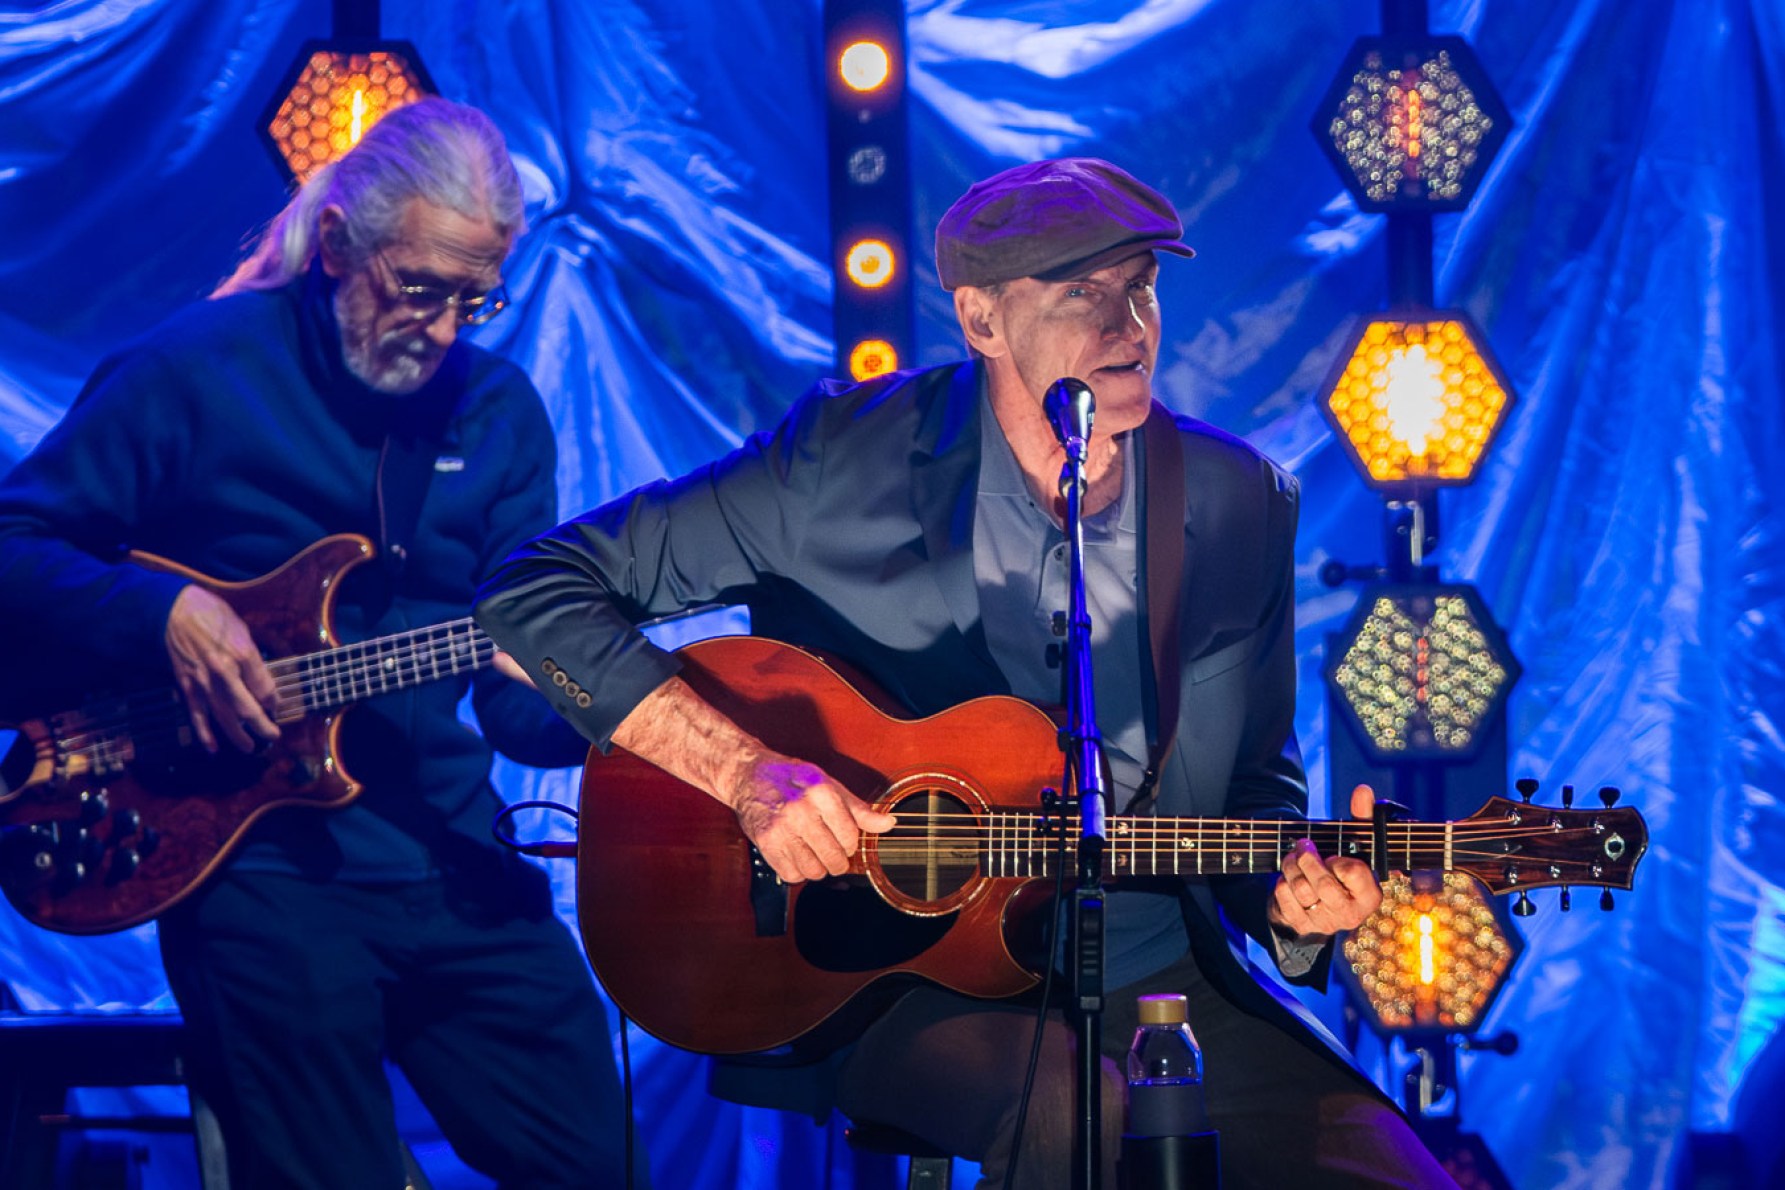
[934,157,1194,291]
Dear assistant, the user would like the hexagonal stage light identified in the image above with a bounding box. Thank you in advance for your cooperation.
[1325,582,1520,763]
[1313,35,1511,213]
[1319,311,1514,494]
[259,40,436,186]
[1340,871,1523,1034]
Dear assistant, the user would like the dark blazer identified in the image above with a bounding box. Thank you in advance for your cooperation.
[476,358,1354,1079]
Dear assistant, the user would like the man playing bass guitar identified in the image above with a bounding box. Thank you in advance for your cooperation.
[0,99,643,1189]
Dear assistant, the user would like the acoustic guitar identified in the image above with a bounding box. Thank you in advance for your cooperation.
[575,635,1650,1055]
[0,534,495,934]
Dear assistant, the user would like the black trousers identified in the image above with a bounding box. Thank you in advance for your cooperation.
[835,948,1457,1190]
[158,866,647,1190]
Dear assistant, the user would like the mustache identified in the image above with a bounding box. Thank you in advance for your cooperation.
[380,330,436,359]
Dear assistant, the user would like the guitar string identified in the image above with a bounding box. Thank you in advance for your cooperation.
[868,832,1623,876]
[53,624,495,758]
[52,638,1630,882]
[867,820,1629,876]
[57,628,495,739]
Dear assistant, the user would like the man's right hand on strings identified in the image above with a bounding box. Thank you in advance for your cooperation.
[164,584,281,754]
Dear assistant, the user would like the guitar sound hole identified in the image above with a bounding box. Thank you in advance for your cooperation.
[878,790,978,904]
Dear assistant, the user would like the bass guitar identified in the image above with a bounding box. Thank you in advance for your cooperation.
[575,635,1650,1055]
[0,534,495,934]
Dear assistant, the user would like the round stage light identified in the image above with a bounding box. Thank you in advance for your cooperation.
[838,41,892,92]
[844,239,896,289]
[847,338,900,381]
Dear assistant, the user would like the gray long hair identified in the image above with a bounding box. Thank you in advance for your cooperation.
[213,97,524,297]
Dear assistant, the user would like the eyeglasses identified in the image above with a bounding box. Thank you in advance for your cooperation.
[373,248,510,327]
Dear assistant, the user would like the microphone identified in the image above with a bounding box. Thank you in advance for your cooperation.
[1044,377,1095,449]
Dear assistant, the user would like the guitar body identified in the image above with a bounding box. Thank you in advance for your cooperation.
[576,636,1064,1055]
[0,535,373,933]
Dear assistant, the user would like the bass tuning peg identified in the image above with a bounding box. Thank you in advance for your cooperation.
[1513,890,1536,917]
[1600,889,1615,911]
[1561,784,1575,809]
[1599,786,1620,807]
[1515,777,1538,803]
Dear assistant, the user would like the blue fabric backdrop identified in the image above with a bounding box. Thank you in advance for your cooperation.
[2,1,1781,1187]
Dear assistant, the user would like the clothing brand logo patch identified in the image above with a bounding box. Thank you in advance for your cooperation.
[434,456,466,472]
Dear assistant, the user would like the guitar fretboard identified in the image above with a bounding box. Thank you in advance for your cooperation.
[869,801,1639,892]
[978,814,1446,876]
[49,619,498,772]
[273,618,496,719]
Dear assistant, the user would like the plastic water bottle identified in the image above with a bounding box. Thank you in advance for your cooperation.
[1119,993,1220,1189]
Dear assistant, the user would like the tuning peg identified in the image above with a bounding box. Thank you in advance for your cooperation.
[1513,890,1536,917]
[1599,786,1620,808]
[1515,777,1538,803]
[1600,889,1615,911]
[1560,886,1572,911]
[1562,784,1575,809]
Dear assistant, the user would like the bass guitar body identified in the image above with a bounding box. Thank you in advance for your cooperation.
[0,534,493,934]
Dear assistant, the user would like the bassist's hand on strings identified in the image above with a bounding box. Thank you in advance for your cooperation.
[1266,782,1384,941]
[164,584,280,754]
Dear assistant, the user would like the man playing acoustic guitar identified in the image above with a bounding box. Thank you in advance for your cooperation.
[475,158,1456,1187]
[0,100,643,1188]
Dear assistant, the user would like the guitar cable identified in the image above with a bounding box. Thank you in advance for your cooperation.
[619,1006,637,1190]
[489,799,579,857]
[1002,809,1073,1190]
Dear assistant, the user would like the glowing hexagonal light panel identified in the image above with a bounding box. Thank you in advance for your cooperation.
[260,41,435,186]
[1325,582,1520,763]
[1340,871,1522,1034]
[1313,35,1511,212]
[1320,312,1514,493]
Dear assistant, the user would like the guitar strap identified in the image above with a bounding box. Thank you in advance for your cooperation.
[1124,402,1186,817]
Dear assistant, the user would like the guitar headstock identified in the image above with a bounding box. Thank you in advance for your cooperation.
[1449,782,1648,909]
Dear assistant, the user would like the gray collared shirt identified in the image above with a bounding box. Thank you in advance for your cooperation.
[970,394,1320,983]
[972,399,1192,989]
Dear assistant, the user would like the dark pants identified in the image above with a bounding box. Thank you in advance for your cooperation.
[835,949,1456,1190]
[158,867,647,1190]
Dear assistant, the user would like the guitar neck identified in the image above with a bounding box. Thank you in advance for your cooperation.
[950,802,1640,893]
[267,617,496,721]
[1102,817,1436,877]
[979,813,1434,878]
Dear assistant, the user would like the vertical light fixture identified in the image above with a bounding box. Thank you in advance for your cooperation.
[823,0,914,382]
[1312,6,1522,1188]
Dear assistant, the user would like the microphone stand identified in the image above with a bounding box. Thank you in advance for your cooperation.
[1056,407,1109,1190]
